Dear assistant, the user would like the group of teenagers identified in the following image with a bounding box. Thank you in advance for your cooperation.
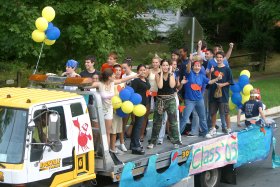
[61,40,269,155]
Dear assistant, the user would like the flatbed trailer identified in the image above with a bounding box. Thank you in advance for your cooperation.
[0,76,276,187]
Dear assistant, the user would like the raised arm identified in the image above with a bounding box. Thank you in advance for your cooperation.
[197,40,202,56]
[156,70,163,89]
[186,54,192,74]
[225,43,234,60]
[169,66,176,88]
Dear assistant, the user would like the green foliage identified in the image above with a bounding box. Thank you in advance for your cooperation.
[243,30,274,52]
[0,0,193,73]
[167,27,185,51]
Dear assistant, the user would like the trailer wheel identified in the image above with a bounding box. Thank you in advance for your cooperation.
[195,168,221,187]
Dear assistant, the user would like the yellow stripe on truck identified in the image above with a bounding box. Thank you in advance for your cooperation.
[0,163,23,170]
[50,150,95,187]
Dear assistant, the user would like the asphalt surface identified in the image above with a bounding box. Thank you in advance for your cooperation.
[220,116,280,187]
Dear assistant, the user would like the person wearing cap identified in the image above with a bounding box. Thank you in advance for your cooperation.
[62,59,80,91]
[237,88,268,127]
[179,54,222,139]
[62,59,80,78]
[80,55,100,78]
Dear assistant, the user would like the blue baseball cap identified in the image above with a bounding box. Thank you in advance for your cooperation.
[66,59,78,69]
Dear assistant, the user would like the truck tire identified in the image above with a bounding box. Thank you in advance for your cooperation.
[195,168,221,187]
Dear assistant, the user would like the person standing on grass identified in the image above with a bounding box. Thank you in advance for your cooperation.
[147,59,181,149]
[130,64,150,155]
[208,51,234,135]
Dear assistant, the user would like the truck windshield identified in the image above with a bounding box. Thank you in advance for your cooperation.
[0,107,27,164]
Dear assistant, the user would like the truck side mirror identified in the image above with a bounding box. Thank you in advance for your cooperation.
[47,113,62,152]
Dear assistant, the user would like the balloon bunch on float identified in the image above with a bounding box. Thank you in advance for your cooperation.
[229,70,254,110]
[111,86,146,117]
[31,6,60,45]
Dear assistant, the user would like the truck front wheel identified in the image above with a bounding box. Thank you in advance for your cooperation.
[195,168,221,187]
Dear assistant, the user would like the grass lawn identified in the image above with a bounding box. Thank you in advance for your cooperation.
[250,76,280,109]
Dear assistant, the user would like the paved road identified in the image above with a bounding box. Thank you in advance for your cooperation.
[220,116,280,187]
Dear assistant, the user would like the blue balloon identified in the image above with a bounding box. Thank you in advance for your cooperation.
[230,82,241,93]
[238,75,250,89]
[119,88,131,101]
[47,22,54,30]
[116,108,128,118]
[231,92,242,106]
[46,26,60,40]
[129,93,142,105]
[125,86,134,94]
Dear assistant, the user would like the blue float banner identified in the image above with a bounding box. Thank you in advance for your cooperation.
[272,137,280,168]
[119,149,193,187]
[234,125,272,168]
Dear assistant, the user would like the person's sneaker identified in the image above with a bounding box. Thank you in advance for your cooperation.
[209,128,217,136]
[187,134,198,137]
[227,128,232,133]
[119,144,127,152]
[205,133,213,139]
[109,149,118,154]
[147,144,154,149]
[157,141,163,145]
[222,128,228,134]
[215,125,220,129]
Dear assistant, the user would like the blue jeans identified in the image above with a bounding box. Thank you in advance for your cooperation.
[180,99,208,136]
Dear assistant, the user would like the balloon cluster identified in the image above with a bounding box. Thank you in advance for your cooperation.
[111,86,147,117]
[31,6,60,45]
[229,70,254,110]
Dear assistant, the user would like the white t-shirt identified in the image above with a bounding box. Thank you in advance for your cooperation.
[121,71,137,85]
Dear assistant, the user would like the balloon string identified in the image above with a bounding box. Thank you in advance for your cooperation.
[33,42,45,74]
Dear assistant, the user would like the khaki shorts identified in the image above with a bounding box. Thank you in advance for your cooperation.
[111,113,123,134]
[210,102,229,115]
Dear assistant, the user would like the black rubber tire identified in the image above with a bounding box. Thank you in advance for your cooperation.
[195,168,221,187]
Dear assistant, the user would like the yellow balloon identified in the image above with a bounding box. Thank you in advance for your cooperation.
[243,84,253,95]
[121,101,134,114]
[229,97,236,110]
[133,104,147,117]
[112,96,122,109]
[44,39,56,45]
[32,30,45,42]
[241,93,250,104]
[42,6,56,22]
[240,70,250,78]
[35,17,48,31]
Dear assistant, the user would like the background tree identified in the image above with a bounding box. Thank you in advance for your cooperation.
[0,0,193,72]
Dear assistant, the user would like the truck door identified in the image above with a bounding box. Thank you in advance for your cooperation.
[69,102,94,175]
[27,105,73,183]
